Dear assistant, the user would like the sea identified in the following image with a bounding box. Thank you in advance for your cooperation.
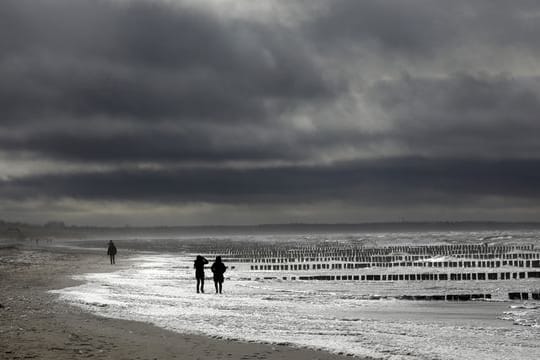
[52,229,540,360]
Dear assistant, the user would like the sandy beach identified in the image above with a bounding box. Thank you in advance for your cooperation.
[0,244,359,360]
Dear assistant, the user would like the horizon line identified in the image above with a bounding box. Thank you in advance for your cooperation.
[3,219,540,229]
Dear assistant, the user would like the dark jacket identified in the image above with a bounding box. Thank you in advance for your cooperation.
[211,262,227,281]
[194,256,208,278]
[107,243,117,256]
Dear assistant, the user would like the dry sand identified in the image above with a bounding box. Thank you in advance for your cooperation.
[0,244,361,360]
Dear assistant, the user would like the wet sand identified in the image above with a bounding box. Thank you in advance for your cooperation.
[0,244,360,360]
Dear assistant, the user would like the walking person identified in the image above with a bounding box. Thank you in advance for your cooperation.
[107,240,117,265]
[194,255,209,293]
[211,256,227,294]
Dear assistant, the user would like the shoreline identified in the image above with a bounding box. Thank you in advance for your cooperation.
[0,244,361,360]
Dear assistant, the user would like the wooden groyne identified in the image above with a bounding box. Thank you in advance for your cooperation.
[508,291,540,300]
[397,294,491,301]
[243,271,539,282]
[202,243,540,284]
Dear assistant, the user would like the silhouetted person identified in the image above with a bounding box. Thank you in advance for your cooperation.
[211,256,227,294]
[107,240,117,265]
[194,255,209,293]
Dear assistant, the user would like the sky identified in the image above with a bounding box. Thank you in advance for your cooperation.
[1,0,540,226]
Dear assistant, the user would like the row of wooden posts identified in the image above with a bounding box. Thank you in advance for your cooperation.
[249,259,540,271]
[207,244,540,264]
[248,271,540,282]
[209,244,537,258]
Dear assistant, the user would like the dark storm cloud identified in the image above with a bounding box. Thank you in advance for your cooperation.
[366,73,540,158]
[0,0,337,126]
[307,0,455,56]
[307,0,540,56]
[0,127,304,163]
[2,158,540,206]
[7,71,540,164]
[3,0,540,166]
[2,0,540,223]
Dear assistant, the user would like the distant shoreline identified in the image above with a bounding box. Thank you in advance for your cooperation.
[3,220,540,240]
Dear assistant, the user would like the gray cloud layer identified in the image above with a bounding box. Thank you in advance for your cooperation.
[3,158,540,204]
[366,73,540,158]
[1,0,540,224]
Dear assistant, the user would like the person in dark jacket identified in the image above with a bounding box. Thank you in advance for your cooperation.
[210,256,227,294]
[194,255,209,293]
[107,240,117,265]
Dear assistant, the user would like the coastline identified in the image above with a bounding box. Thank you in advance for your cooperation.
[0,244,360,360]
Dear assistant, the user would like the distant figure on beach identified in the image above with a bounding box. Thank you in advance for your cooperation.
[211,256,227,294]
[194,255,209,293]
[107,240,117,265]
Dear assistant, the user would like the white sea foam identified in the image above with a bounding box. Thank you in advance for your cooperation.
[501,303,540,328]
[53,251,540,360]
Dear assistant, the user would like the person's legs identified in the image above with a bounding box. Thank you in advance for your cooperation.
[112,255,115,264]
[214,280,219,293]
[200,277,205,293]
[218,281,223,294]
[196,278,201,293]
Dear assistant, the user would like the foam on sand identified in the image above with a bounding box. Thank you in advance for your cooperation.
[53,253,540,360]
